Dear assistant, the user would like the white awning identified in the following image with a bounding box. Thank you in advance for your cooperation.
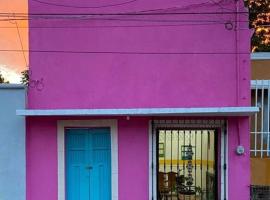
[17,107,259,117]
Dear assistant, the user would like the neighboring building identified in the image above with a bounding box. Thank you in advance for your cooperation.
[251,53,270,80]
[0,84,26,200]
[18,1,257,200]
[250,53,270,199]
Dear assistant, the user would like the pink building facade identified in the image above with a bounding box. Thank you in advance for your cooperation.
[21,0,258,200]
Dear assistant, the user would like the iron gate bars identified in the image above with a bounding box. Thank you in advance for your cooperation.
[157,128,217,200]
[251,80,270,158]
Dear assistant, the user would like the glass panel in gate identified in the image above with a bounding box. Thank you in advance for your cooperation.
[157,129,216,200]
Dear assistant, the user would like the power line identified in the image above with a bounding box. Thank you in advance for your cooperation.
[2,5,238,20]
[0,0,265,21]
[0,17,253,30]
[29,0,218,10]
[0,11,253,17]
[31,0,139,9]
[0,9,267,24]
[2,21,267,29]
[0,49,250,55]
[30,0,240,13]
[0,11,256,30]
[0,16,250,24]
[0,22,228,29]
[1,22,269,29]
[14,20,28,67]
[209,0,239,13]
[1,10,268,16]
[0,11,263,24]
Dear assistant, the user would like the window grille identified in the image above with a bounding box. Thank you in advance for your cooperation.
[151,119,227,200]
[251,80,270,158]
[251,185,270,200]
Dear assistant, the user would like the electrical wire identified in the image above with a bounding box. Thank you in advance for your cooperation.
[0,49,250,55]
[0,12,232,24]
[0,22,230,29]
[2,21,269,29]
[2,5,240,18]
[0,11,254,16]
[209,0,241,13]
[14,20,28,67]
[2,22,269,29]
[1,10,268,17]
[31,0,139,9]
[0,9,259,31]
[29,0,234,12]
[0,19,251,28]
[0,0,263,22]
[0,11,265,25]
[0,15,253,31]
[0,13,251,23]
[4,0,29,70]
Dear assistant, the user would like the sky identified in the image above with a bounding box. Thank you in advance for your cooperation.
[0,0,28,83]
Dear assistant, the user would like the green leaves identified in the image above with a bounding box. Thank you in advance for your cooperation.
[246,0,270,52]
[20,69,29,85]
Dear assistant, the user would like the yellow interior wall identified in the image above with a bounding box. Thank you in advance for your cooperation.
[251,158,270,186]
[158,130,216,190]
[252,60,270,80]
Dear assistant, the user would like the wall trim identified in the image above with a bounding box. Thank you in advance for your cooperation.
[0,84,25,89]
[57,120,118,200]
[251,53,270,60]
[17,107,259,117]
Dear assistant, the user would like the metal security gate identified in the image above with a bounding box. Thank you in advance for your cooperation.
[251,80,270,158]
[250,80,270,200]
[151,120,226,200]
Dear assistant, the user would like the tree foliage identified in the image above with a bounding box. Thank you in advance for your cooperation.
[20,69,29,85]
[0,71,9,84]
[245,0,270,52]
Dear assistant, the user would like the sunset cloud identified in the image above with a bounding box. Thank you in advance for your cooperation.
[0,0,28,83]
[0,65,21,83]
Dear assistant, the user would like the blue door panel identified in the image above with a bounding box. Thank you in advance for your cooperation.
[91,130,111,200]
[66,128,111,200]
[66,129,89,200]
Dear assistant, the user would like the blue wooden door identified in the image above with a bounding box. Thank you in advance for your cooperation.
[66,128,111,200]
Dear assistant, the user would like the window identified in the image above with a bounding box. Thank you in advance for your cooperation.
[250,80,270,199]
[150,120,227,200]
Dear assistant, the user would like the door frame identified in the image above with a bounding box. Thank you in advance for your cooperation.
[148,119,228,200]
[57,120,118,200]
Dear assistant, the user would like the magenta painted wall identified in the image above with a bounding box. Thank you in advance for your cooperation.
[118,118,149,200]
[28,0,251,109]
[228,117,250,200]
[26,118,57,200]
[26,116,250,200]
[27,0,251,200]
[26,117,150,200]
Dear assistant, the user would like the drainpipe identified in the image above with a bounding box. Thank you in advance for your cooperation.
[235,0,243,149]
[235,0,240,107]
